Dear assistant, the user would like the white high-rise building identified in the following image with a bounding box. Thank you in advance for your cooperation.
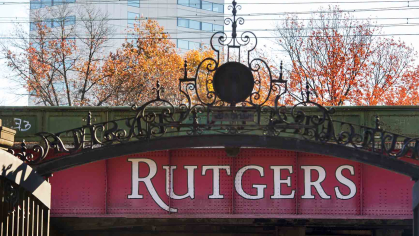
[28,0,225,105]
[29,0,225,54]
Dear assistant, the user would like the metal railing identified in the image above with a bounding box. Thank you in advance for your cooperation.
[0,177,49,236]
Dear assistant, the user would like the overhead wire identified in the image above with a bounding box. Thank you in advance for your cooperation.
[3,33,419,40]
[0,7,418,25]
[0,0,418,24]
[4,16,419,23]
[1,1,419,40]
[3,5,419,19]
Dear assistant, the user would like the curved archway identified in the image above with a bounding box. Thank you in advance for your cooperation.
[33,134,419,179]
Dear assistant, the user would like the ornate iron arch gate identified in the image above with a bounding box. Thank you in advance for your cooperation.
[8,1,419,235]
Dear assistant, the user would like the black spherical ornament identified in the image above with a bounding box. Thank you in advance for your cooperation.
[213,62,254,105]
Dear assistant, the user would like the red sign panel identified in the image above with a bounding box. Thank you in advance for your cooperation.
[50,149,414,219]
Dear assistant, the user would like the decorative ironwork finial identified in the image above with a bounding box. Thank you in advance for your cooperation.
[375,115,381,130]
[86,111,92,126]
[153,81,164,100]
[20,140,27,153]
[279,61,283,81]
[82,111,96,126]
[184,60,188,79]
[232,0,237,39]
[226,0,243,43]
[305,82,310,102]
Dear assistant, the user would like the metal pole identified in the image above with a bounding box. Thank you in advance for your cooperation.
[413,181,419,236]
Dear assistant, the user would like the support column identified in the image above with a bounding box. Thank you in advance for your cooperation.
[414,181,419,236]
[0,119,16,151]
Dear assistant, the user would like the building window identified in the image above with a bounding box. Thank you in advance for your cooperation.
[177,18,224,33]
[177,39,189,49]
[201,1,212,11]
[201,22,212,32]
[52,18,61,28]
[30,16,75,31]
[189,0,200,8]
[41,0,52,7]
[54,0,64,6]
[189,41,201,50]
[178,0,188,6]
[30,0,41,9]
[128,0,139,8]
[177,39,201,50]
[177,18,189,28]
[64,16,76,26]
[177,0,223,13]
[30,0,74,9]
[212,3,223,13]
[213,24,223,32]
[189,20,200,30]
[128,12,140,28]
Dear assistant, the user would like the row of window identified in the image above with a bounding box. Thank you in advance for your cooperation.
[30,0,75,9]
[178,0,223,13]
[128,0,140,8]
[177,18,223,32]
[30,16,76,31]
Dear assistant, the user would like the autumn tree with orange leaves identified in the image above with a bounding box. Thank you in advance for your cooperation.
[0,4,114,106]
[274,6,418,106]
[102,19,215,106]
[101,19,183,106]
[2,8,214,106]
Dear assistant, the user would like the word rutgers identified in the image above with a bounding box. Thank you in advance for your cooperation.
[128,158,357,213]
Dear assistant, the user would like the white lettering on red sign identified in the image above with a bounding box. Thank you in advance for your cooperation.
[128,159,177,213]
[163,165,197,200]
[202,166,231,199]
[128,159,357,212]
[335,165,357,200]
[301,166,331,199]
[270,166,295,199]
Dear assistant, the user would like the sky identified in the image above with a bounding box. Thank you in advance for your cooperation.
[0,0,29,106]
[1,0,419,106]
